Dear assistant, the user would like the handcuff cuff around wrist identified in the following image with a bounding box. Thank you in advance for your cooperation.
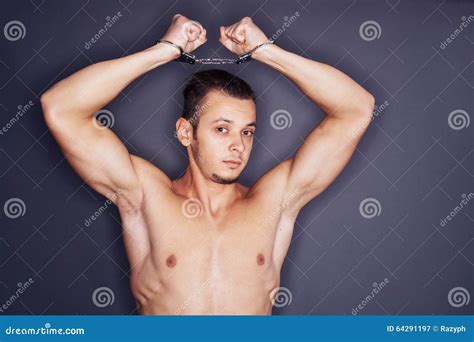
[155,39,274,65]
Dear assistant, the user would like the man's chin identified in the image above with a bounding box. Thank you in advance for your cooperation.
[211,173,239,184]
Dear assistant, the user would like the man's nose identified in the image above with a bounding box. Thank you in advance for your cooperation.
[229,134,245,153]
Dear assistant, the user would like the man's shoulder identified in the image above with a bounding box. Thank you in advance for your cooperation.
[247,159,292,198]
[242,159,296,213]
[130,154,173,191]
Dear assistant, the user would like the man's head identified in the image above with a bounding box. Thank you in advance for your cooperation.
[176,69,256,184]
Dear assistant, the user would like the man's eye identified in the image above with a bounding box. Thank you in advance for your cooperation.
[216,127,228,133]
[243,130,254,136]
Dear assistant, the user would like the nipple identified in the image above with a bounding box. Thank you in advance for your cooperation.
[257,253,265,266]
[166,254,177,268]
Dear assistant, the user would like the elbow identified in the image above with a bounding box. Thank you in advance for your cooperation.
[40,92,61,125]
[350,93,375,136]
[359,92,375,119]
[40,91,53,115]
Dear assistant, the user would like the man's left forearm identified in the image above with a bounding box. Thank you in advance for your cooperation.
[252,44,374,119]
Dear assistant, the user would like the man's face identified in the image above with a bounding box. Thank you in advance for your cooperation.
[188,90,256,184]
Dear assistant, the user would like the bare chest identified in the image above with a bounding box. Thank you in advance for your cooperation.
[126,196,291,311]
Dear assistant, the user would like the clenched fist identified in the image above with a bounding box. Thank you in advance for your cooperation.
[219,17,269,55]
[161,14,207,53]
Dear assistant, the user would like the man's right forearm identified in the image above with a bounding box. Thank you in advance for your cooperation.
[40,43,179,119]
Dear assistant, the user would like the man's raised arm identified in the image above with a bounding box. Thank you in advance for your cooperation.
[220,17,375,212]
[40,14,207,209]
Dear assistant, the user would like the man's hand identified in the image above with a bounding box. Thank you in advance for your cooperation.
[161,14,207,53]
[219,17,268,55]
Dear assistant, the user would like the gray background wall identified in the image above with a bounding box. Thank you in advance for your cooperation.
[0,0,472,315]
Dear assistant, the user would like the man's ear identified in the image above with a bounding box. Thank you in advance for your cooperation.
[175,117,194,146]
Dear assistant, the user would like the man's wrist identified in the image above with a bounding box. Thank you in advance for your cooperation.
[251,43,281,64]
[146,42,181,64]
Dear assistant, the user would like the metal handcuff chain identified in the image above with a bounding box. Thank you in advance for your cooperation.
[155,39,274,65]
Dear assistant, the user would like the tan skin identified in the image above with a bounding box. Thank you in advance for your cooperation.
[40,14,375,314]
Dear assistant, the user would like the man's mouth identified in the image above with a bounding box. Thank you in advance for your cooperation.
[223,160,242,169]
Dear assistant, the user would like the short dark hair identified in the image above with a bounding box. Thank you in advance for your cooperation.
[182,69,256,129]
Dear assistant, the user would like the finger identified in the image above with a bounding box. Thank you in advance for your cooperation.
[191,20,204,32]
[198,28,207,42]
[197,28,207,45]
[228,25,242,45]
[222,25,236,43]
[219,26,227,40]
[224,24,234,39]
[219,26,234,51]
[220,38,234,52]
[233,24,246,44]
[186,22,201,42]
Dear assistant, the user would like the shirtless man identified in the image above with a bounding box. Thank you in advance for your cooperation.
[40,14,374,315]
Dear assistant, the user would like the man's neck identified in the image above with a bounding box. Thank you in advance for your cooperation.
[172,167,245,217]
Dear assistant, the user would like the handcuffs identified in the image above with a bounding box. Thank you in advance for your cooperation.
[155,39,275,65]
